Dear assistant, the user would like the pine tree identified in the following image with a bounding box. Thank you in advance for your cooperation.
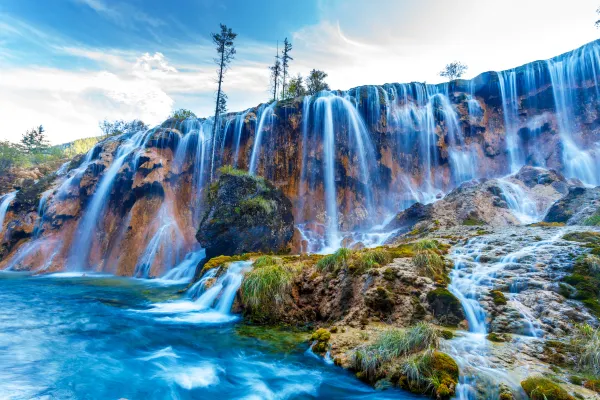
[211,24,237,181]
[269,42,282,101]
[306,69,330,95]
[281,38,293,99]
[20,125,49,154]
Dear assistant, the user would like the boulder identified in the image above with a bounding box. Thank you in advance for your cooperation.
[543,186,600,225]
[196,167,294,259]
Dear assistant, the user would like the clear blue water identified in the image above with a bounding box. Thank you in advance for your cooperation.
[0,272,419,400]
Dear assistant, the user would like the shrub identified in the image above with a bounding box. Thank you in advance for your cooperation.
[349,249,391,275]
[241,263,296,321]
[413,240,440,252]
[413,250,446,282]
[316,248,351,272]
[573,324,600,375]
[352,323,440,381]
[520,376,574,400]
[400,350,459,399]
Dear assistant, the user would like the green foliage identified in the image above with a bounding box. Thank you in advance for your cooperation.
[520,376,574,400]
[306,69,330,94]
[241,259,298,322]
[413,250,447,283]
[413,239,440,251]
[349,249,392,275]
[62,136,100,158]
[316,248,351,272]
[399,350,459,399]
[218,165,250,177]
[286,74,306,99]
[170,109,197,121]
[573,323,600,375]
[20,125,49,154]
[462,217,485,226]
[583,213,600,227]
[240,196,274,215]
[351,323,440,382]
[253,255,280,268]
[99,119,147,137]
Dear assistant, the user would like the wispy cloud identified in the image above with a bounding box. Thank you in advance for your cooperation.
[73,0,165,29]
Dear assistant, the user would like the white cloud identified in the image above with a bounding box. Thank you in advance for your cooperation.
[288,0,599,89]
[0,64,174,144]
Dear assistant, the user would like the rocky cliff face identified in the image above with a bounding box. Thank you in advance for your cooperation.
[0,40,599,276]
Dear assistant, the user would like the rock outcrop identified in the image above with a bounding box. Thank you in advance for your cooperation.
[385,166,569,239]
[543,186,600,225]
[196,168,294,260]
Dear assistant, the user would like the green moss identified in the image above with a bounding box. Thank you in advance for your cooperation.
[439,330,454,340]
[399,351,459,399]
[413,250,447,284]
[490,290,508,306]
[530,221,566,227]
[520,377,574,400]
[562,231,600,245]
[561,255,600,317]
[462,217,485,226]
[316,248,351,272]
[427,288,460,308]
[486,332,510,342]
[311,328,331,342]
[310,328,331,354]
[201,254,253,274]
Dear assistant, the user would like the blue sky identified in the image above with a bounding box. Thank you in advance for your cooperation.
[0,0,598,144]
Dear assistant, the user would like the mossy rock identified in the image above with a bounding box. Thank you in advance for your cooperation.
[490,290,508,306]
[584,379,600,393]
[310,328,330,354]
[196,167,294,260]
[486,332,510,342]
[431,351,459,399]
[426,288,465,327]
[521,377,575,400]
[365,286,394,314]
[310,328,331,342]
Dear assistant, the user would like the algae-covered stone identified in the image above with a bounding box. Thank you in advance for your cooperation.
[196,167,294,259]
[426,288,465,327]
[521,376,575,400]
[310,328,331,354]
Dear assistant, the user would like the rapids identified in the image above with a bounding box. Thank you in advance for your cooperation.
[0,272,420,400]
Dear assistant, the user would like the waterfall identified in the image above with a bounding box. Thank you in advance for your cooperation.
[233,110,250,167]
[249,102,276,175]
[546,42,600,185]
[315,95,340,250]
[146,261,252,324]
[496,178,541,224]
[68,130,150,271]
[0,191,17,234]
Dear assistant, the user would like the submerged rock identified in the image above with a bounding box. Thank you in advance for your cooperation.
[196,167,294,259]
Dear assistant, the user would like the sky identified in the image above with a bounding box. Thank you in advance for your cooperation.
[0,0,598,144]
